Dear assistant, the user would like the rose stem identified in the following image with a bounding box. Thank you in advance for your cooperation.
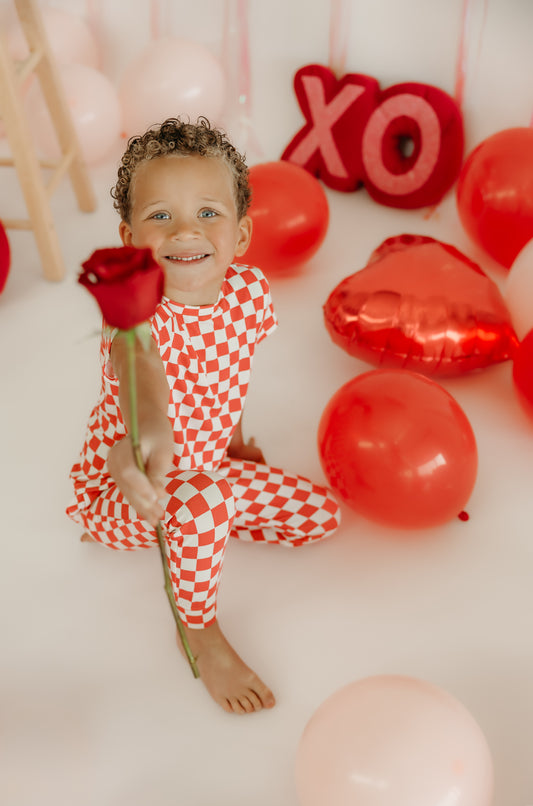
[126,329,200,679]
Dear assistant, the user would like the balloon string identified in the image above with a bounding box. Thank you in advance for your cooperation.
[328,0,352,77]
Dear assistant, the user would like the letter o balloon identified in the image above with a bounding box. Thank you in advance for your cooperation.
[361,84,463,208]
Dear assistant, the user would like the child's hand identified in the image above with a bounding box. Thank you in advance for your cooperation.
[227,436,266,465]
[109,331,175,525]
[107,424,174,526]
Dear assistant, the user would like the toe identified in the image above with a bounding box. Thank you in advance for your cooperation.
[227,697,247,715]
[245,690,263,711]
[221,699,234,714]
[239,696,257,714]
[80,532,94,542]
[256,686,276,709]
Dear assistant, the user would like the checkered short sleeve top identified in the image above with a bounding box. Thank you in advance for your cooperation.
[70,264,278,506]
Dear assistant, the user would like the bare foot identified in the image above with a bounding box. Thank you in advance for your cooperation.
[80,532,96,543]
[177,620,276,715]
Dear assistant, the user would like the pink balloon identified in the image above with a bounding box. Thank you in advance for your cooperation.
[25,64,121,165]
[318,369,478,529]
[7,6,99,68]
[295,675,494,806]
[119,38,226,138]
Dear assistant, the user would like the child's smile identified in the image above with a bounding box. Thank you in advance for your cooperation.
[119,154,252,306]
[166,254,208,262]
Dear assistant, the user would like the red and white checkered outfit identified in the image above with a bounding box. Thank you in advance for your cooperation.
[67,264,340,627]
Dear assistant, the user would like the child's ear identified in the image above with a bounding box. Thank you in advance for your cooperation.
[119,220,133,246]
[234,215,253,257]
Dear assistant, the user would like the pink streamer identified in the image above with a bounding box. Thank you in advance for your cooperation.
[454,0,470,109]
[150,0,161,40]
[85,0,98,27]
[328,0,352,77]
[84,0,102,65]
[454,0,488,112]
[222,0,262,157]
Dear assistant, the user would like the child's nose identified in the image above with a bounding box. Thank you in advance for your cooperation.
[170,216,200,239]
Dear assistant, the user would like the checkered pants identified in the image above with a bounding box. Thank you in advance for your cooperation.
[79,458,340,627]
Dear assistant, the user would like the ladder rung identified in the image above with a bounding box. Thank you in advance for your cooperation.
[15,47,43,84]
[45,149,76,196]
[2,218,33,230]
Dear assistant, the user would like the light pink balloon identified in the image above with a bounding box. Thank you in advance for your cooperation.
[295,675,494,806]
[25,64,121,164]
[504,237,533,339]
[119,37,226,138]
[7,6,99,68]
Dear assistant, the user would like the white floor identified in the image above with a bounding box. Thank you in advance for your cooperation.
[2,136,533,805]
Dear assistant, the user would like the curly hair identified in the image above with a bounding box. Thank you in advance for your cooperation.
[111,117,251,223]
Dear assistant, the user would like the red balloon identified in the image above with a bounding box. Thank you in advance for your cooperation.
[456,127,533,268]
[512,329,533,423]
[318,370,478,529]
[0,220,10,294]
[324,233,517,377]
[242,161,329,274]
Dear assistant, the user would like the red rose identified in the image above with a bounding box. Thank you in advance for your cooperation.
[79,246,164,330]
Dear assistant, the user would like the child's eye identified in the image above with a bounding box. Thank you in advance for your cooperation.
[151,212,170,220]
[199,209,217,218]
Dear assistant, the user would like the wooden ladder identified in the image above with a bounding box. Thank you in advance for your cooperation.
[0,0,97,281]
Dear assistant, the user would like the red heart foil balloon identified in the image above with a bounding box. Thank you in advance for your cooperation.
[324,234,518,376]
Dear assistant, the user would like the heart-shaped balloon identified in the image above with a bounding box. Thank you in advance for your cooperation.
[324,234,518,376]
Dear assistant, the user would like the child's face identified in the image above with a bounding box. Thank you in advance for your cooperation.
[119,154,252,305]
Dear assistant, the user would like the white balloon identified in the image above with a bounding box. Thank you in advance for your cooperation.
[504,237,533,339]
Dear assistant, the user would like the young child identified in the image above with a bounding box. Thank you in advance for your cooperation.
[67,117,341,715]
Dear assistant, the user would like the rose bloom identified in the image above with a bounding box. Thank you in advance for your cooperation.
[79,245,164,330]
